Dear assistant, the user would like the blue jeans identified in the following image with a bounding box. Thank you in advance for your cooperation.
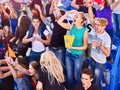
[66,51,83,89]
[29,50,45,63]
[50,47,66,67]
[88,58,106,89]
[113,13,120,38]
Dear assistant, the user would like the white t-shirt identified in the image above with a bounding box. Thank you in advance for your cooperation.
[91,31,111,64]
[27,30,49,52]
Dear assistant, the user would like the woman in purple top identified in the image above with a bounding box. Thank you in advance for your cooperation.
[88,0,120,62]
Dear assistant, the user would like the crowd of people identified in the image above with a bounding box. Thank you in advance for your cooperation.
[0,0,120,90]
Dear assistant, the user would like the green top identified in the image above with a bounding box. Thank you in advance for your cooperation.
[68,25,86,55]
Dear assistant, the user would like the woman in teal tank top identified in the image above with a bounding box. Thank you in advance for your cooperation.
[58,10,88,89]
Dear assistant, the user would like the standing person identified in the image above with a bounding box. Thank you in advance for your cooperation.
[88,0,120,63]
[58,10,88,89]
[47,0,67,66]
[15,14,31,57]
[36,51,65,90]
[29,61,39,90]
[0,3,10,28]
[0,25,14,58]
[113,3,120,39]
[0,59,14,90]
[5,56,34,90]
[22,16,51,63]
[71,0,96,59]
[71,0,96,14]
[70,68,100,90]
[89,18,111,89]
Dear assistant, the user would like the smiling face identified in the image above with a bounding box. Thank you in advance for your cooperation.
[32,18,40,30]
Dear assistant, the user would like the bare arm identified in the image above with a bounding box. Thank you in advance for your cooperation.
[35,4,45,21]
[37,34,51,45]
[1,7,10,19]
[0,60,7,65]
[100,45,110,57]
[57,12,72,30]
[0,66,10,71]
[6,57,24,78]
[13,0,21,3]
[88,1,95,26]
[0,71,11,79]
[110,0,120,10]
[93,40,111,57]
[57,10,78,30]
[70,30,88,50]
[71,0,79,10]
[49,1,55,15]
[22,34,35,44]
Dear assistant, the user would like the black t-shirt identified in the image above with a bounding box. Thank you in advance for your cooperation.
[38,67,65,90]
[78,6,96,14]
[70,83,100,90]
[49,14,67,48]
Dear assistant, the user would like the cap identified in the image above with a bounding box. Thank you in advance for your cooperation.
[94,0,104,4]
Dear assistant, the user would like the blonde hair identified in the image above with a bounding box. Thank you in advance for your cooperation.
[40,51,64,85]
[79,12,87,24]
[95,18,108,26]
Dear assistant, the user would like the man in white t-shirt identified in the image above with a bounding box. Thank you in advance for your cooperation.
[89,18,111,89]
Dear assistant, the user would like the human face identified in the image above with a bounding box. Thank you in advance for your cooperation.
[73,13,82,25]
[94,20,103,33]
[81,73,93,89]
[32,19,40,30]
[4,26,9,34]
[29,64,36,76]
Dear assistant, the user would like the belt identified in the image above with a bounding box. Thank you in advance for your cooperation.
[52,46,64,50]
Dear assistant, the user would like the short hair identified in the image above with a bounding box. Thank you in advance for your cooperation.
[16,56,29,69]
[95,18,108,26]
[81,68,94,79]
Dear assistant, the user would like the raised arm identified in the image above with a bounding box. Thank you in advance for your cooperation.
[35,4,45,21]
[57,12,71,30]
[5,57,23,78]
[88,1,95,27]
[49,0,55,15]
[71,0,79,10]
[110,0,120,10]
